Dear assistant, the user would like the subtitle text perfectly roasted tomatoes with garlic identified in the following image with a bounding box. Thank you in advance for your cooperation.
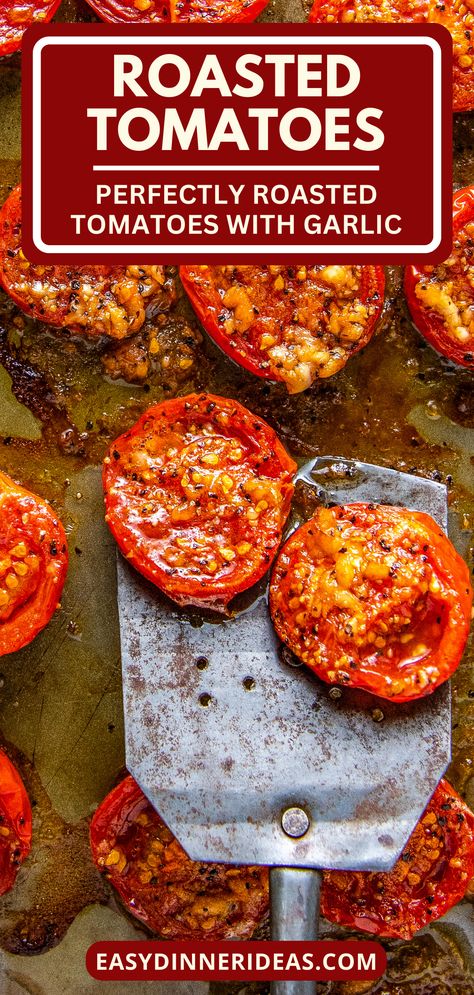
[0,471,68,657]
[405,186,474,369]
[0,750,32,896]
[269,503,472,702]
[0,0,62,57]
[90,775,269,939]
[85,0,268,22]
[309,0,474,112]
[180,265,385,394]
[322,778,474,939]
[103,393,296,610]
[0,186,168,340]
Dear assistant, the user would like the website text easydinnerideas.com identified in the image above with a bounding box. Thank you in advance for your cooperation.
[86,941,387,982]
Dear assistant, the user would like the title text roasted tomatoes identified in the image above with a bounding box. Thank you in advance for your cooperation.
[405,186,474,369]
[309,0,474,112]
[91,775,269,939]
[270,503,472,702]
[0,471,68,657]
[0,186,168,340]
[103,393,295,609]
[180,265,385,394]
[322,778,474,939]
[0,750,32,896]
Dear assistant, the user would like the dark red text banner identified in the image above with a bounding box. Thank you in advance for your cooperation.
[86,940,387,982]
[22,23,452,264]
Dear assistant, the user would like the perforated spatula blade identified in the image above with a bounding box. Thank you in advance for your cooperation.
[117,458,450,993]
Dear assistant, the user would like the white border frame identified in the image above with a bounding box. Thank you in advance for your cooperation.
[31,35,442,255]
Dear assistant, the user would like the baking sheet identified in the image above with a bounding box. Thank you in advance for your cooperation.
[0,1,473,991]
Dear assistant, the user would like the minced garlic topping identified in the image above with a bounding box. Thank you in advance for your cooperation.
[214,264,380,393]
[0,541,41,621]
[321,780,474,940]
[96,785,269,939]
[9,258,166,338]
[414,222,474,345]
[109,423,282,578]
[1,187,170,338]
[104,397,294,605]
[5,1,52,27]
[271,505,449,697]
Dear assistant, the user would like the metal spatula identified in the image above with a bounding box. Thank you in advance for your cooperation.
[116,457,450,993]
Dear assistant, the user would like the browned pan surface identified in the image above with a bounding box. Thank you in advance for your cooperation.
[0,3,472,992]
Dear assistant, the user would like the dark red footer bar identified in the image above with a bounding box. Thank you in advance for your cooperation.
[86,941,386,982]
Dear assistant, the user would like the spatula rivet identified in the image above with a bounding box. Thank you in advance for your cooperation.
[281,807,310,838]
[199,693,213,707]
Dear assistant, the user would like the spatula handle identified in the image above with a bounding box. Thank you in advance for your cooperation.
[270,866,322,995]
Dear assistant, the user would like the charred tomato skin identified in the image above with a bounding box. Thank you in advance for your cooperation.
[84,0,169,21]
[103,393,296,610]
[168,0,269,20]
[0,749,32,896]
[90,775,269,939]
[269,503,472,702]
[308,0,474,112]
[85,0,268,21]
[0,185,167,340]
[0,0,62,57]
[179,265,385,393]
[405,186,474,369]
[0,471,68,657]
[321,778,474,939]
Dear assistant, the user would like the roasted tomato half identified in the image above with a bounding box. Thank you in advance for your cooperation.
[85,0,267,22]
[0,471,68,657]
[309,0,474,112]
[0,750,32,896]
[0,0,62,57]
[405,186,474,369]
[322,778,474,939]
[90,775,269,939]
[0,186,168,340]
[269,503,472,702]
[103,393,296,610]
[180,266,385,394]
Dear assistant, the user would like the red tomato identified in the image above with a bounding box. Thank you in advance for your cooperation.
[0,186,167,340]
[269,503,472,702]
[90,775,269,939]
[0,471,68,657]
[103,393,296,610]
[168,0,268,20]
[404,186,474,369]
[308,0,474,112]
[85,0,267,22]
[84,0,169,21]
[0,750,32,896]
[322,778,474,939]
[179,266,385,394]
[0,0,62,57]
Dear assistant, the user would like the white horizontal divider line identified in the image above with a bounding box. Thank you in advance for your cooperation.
[92,164,380,172]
